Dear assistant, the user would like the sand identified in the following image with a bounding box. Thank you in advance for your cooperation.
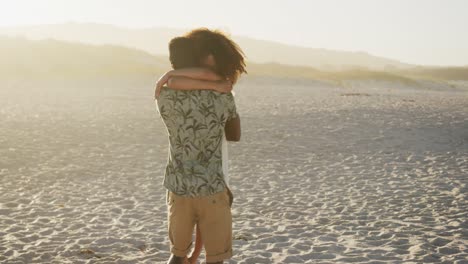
[0,77,467,263]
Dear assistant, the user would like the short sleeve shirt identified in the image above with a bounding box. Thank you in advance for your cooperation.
[156,89,238,197]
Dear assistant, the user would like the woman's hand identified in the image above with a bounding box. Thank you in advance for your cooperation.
[154,70,174,99]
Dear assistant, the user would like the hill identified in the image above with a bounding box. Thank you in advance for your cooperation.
[0,22,412,71]
[1,36,467,87]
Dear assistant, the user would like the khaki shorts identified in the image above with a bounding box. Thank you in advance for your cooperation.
[166,187,233,263]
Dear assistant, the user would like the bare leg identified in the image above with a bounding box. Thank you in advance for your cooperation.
[187,225,203,264]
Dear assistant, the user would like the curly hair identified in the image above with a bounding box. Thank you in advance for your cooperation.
[185,28,247,83]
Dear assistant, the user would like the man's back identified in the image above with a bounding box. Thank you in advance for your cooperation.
[156,89,238,197]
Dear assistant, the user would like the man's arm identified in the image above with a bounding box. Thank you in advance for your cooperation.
[224,92,241,141]
[225,115,241,141]
[155,68,230,98]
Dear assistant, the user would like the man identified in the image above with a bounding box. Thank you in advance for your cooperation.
[156,35,234,264]
[155,29,246,264]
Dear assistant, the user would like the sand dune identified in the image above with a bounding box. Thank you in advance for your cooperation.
[0,77,467,263]
[0,22,411,71]
[2,36,467,86]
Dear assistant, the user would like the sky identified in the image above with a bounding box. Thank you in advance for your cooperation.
[1,0,467,66]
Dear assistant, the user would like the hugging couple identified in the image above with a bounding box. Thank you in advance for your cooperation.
[154,28,246,264]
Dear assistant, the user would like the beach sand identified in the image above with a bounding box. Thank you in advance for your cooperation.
[0,77,467,263]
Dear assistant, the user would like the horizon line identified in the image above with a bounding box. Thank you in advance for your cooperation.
[1,21,467,68]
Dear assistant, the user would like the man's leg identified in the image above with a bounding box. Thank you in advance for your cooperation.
[167,255,186,264]
[197,188,233,263]
[166,191,196,263]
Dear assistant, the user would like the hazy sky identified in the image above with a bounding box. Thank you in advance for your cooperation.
[1,0,467,66]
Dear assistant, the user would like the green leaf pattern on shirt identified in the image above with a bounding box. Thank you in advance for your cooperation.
[156,89,238,197]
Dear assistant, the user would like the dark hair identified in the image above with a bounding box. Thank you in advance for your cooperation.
[185,28,247,83]
[168,37,198,69]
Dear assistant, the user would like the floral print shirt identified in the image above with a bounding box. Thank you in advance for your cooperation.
[156,89,238,197]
